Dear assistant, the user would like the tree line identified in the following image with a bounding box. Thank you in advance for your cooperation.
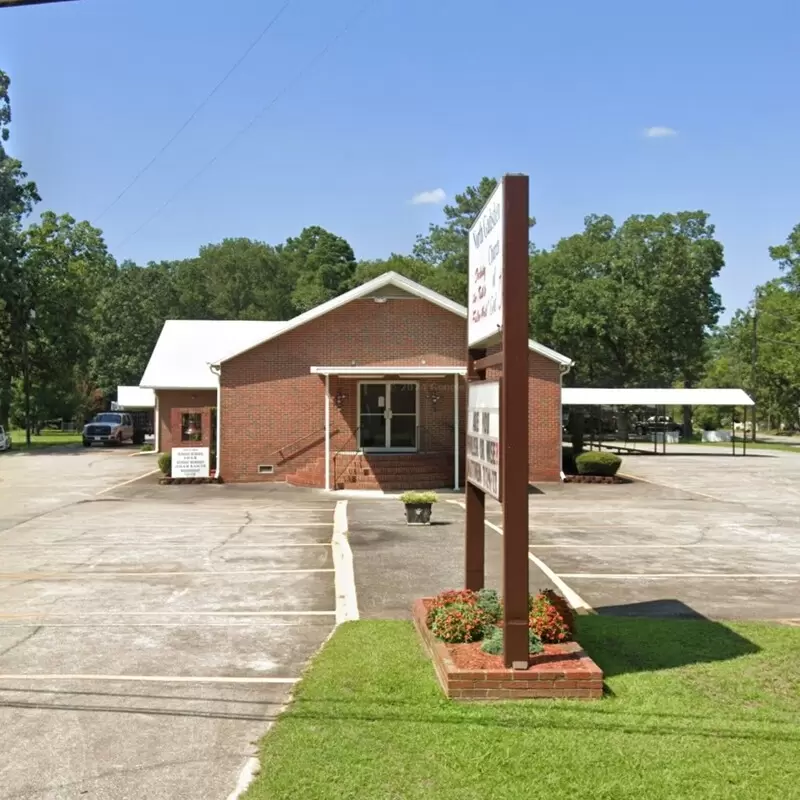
[1,68,798,432]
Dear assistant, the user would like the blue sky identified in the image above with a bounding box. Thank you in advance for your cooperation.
[3,0,799,320]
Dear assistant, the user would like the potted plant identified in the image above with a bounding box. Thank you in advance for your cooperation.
[400,490,438,525]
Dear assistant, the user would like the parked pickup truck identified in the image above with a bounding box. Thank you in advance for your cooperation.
[82,412,135,447]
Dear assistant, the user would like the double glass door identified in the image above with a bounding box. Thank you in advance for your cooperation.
[359,382,417,451]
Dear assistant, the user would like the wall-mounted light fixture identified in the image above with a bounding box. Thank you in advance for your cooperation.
[427,385,441,410]
[334,390,347,409]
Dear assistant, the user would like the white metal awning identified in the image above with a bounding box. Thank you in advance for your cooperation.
[562,387,754,407]
[310,366,467,377]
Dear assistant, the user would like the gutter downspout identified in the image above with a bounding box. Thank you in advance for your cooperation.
[210,363,222,480]
[559,361,574,482]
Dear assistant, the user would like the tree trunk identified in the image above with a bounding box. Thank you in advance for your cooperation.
[0,375,9,429]
[682,405,692,439]
[568,409,585,454]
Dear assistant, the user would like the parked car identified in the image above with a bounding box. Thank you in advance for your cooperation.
[82,412,135,447]
[0,425,11,451]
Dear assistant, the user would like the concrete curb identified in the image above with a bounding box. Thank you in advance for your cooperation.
[332,500,359,625]
[226,500,356,800]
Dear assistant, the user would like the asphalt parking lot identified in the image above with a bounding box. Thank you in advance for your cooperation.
[482,448,800,621]
[0,451,337,800]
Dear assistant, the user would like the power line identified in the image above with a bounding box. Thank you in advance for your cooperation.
[93,0,295,224]
[114,0,377,251]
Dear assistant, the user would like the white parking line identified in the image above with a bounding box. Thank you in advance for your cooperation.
[0,674,299,684]
[559,573,800,579]
[0,569,334,579]
[529,543,800,549]
[0,611,337,619]
[95,470,160,496]
[449,500,593,612]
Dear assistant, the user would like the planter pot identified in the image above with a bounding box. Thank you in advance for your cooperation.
[405,502,432,525]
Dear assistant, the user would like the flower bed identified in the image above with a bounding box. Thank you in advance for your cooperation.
[413,597,603,701]
[563,474,629,484]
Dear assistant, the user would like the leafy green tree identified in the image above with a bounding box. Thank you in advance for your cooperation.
[0,69,40,427]
[413,177,536,305]
[769,222,800,290]
[280,226,356,313]
[13,212,115,426]
[90,261,179,397]
[195,238,294,320]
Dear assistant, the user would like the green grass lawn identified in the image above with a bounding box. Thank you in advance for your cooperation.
[244,617,800,800]
[8,428,82,449]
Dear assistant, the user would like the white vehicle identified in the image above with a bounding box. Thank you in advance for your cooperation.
[0,425,11,452]
[82,412,134,447]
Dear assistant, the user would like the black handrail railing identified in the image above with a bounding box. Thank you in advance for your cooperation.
[263,425,327,464]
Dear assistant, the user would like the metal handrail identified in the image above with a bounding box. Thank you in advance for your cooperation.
[264,425,327,463]
[333,427,360,461]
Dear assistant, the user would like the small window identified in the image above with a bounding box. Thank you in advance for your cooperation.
[258,464,274,474]
[181,413,202,443]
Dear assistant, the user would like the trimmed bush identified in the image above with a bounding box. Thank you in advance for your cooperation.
[157,452,171,475]
[400,491,438,504]
[481,625,543,655]
[430,602,492,643]
[140,443,154,452]
[529,589,574,643]
[575,450,622,477]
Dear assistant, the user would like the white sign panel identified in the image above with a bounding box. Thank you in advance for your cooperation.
[468,179,504,346]
[466,381,500,499]
[172,447,210,479]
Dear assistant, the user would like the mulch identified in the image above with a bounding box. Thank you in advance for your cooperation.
[446,641,587,671]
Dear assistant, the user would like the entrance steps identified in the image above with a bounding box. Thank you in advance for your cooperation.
[287,453,458,491]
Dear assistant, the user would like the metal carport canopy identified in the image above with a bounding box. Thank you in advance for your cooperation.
[561,388,754,406]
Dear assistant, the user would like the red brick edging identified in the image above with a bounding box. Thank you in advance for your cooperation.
[412,598,603,700]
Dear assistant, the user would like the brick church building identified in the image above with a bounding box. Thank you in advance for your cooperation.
[138,272,572,490]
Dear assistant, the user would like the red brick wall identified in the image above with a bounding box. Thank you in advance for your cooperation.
[219,298,563,484]
[156,389,217,453]
[486,351,564,484]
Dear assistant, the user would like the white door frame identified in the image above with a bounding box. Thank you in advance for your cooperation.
[357,380,419,452]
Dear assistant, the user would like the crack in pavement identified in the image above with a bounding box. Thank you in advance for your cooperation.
[0,625,43,660]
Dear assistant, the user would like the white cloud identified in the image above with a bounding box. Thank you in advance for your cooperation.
[644,126,678,138]
[411,188,446,205]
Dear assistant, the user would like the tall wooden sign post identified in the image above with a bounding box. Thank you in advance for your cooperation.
[465,174,530,669]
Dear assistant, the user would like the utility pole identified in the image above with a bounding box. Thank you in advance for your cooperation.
[22,308,35,447]
[751,288,759,442]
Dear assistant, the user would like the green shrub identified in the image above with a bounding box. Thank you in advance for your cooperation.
[400,491,438,504]
[430,602,491,643]
[157,452,171,475]
[475,588,502,623]
[140,443,154,452]
[575,450,622,477]
[481,625,543,655]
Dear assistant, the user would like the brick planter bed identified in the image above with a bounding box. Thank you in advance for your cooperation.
[412,598,603,701]
[563,474,629,484]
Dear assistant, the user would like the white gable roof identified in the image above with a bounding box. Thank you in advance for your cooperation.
[215,271,573,367]
[139,320,284,389]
